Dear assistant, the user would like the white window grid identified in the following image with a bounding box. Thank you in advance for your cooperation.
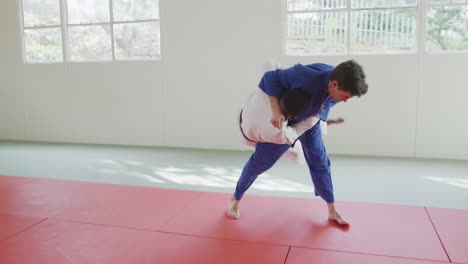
[284,0,420,55]
[18,0,161,63]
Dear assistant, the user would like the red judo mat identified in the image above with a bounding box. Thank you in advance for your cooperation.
[0,175,466,264]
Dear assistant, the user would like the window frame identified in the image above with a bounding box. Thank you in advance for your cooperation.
[18,0,161,64]
[283,0,420,56]
[425,0,468,54]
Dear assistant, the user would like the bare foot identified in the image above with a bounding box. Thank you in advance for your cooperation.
[328,210,349,226]
[227,196,240,219]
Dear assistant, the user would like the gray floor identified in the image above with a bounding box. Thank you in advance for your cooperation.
[1,140,467,210]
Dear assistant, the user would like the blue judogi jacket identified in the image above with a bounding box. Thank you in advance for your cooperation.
[234,63,341,203]
[258,63,339,125]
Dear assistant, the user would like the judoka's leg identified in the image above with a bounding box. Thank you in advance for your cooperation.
[300,124,348,225]
[228,142,290,219]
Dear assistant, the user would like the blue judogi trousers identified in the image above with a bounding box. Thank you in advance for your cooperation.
[234,122,334,203]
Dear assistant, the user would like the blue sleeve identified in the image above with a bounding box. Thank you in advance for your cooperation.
[258,69,284,97]
[320,100,339,121]
[258,64,306,97]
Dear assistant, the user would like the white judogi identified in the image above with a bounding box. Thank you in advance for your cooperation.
[239,89,320,163]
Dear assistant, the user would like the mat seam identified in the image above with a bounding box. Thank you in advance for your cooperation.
[0,217,48,242]
[424,207,452,263]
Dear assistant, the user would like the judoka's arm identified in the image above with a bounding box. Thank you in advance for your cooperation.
[268,96,285,129]
[292,117,343,138]
[293,115,320,136]
[327,118,344,125]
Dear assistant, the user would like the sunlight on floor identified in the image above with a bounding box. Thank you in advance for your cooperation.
[97,159,313,193]
[424,176,468,188]
[154,166,312,192]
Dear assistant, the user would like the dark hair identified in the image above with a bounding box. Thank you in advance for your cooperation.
[280,89,311,118]
[330,60,368,96]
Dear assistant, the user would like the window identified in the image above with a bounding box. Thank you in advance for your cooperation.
[285,0,418,55]
[22,0,63,62]
[427,0,468,52]
[20,0,160,63]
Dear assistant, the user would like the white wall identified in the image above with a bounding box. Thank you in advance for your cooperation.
[1,0,164,146]
[160,0,282,149]
[417,54,468,160]
[1,0,467,160]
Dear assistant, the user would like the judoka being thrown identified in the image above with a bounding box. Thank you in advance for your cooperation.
[228,60,368,225]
